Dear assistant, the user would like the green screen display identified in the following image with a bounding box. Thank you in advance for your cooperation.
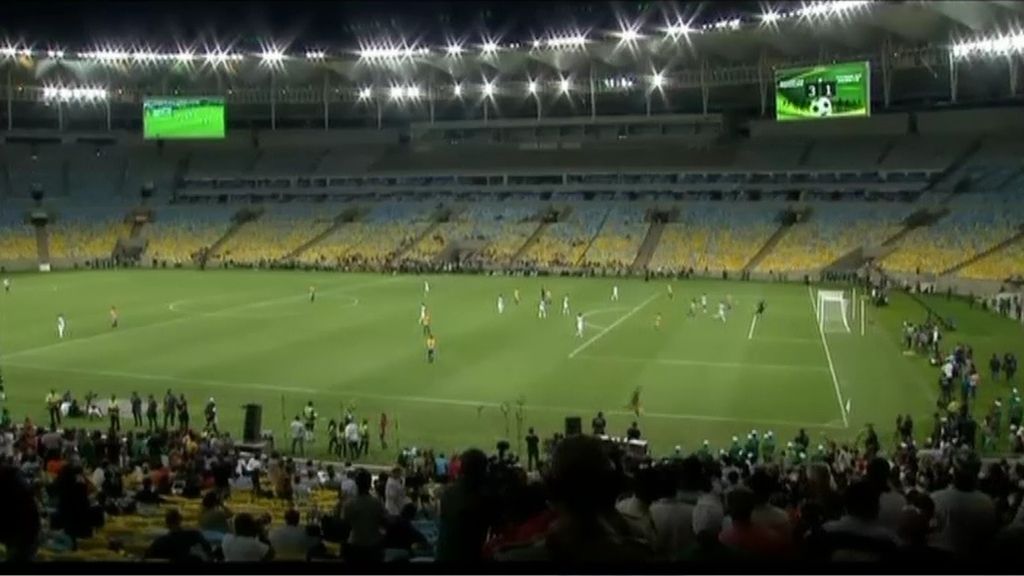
[774,61,871,122]
[143,98,225,139]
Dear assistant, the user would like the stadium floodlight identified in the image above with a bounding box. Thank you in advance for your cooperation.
[204,49,230,65]
[445,42,463,56]
[482,81,495,97]
[47,49,64,59]
[531,38,542,49]
[389,85,404,100]
[0,45,17,58]
[559,78,571,93]
[651,72,664,89]
[174,49,195,63]
[952,31,1024,59]
[452,83,463,97]
[614,21,643,46]
[797,0,870,19]
[711,18,742,31]
[760,9,781,24]
[358,86,373,100]
[405,85,421,99]
[481,40,499,55]
[546,33,587,50]
[133,49,158,63]
[260,46,285,65]
[19,48,32,57]
[305,49,326,60]
[665,20,696,39]
[527,80,538,94]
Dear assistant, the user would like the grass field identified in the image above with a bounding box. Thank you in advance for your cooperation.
[143,100,225,139]
[0,269,1020,462]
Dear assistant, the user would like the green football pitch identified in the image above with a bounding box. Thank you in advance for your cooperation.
[0,269,1019,461]
[144,104,224,139]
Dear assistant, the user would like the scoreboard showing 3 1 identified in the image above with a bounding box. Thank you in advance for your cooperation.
[774,61,871,121]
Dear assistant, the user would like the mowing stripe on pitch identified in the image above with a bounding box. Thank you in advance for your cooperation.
[576,354,830,373]
[807,285,849,428]
[569,293,659,359]
[4,362,841,429]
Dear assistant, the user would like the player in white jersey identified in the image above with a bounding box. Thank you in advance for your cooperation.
[424,280,430,295]
[688,298,697,318]
[715,301,728,323]
[612,285,619,302]
[701,293,708,313]
[575,313,585,338]
[497,295,505,315]
[562,295,570,316]
[2,278,9,293]
[513,289,520,305]
[538,298,548,319]
[419,302,427,324]
[667,284,673,300]
[57,314,67,339]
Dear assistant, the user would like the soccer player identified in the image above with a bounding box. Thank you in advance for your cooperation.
[57,314,67,339]
[715,301,727,323]
[756,299,765,316]
[701,293,708,313]
[309,285,316,303]
[497,294,505,315]
[110,306,119,328]
[419,302,427,325]
[667,284,674,300]
[422,309,432,336]
[629,386,642,417]
[2,277,9,293]
[513,289,520,305]
[562,295,570,316]
[655,313,662,331]
[426,333,437,363]
[688,298,697,318]
[575,313,585,338]
[538,298,548,319]
[612,285,620,302]
[424,280,430,295]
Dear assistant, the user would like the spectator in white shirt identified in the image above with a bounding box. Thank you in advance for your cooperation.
[385,467,409,516]
[221,513,272,562]
[929,454,997,557]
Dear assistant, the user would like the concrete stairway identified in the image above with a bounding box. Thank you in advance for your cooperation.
[281,213,351,262]
[574,207,612,267]
[744,221,795,272]
[939,227,1024,277]
[630,221,666,271]
[511,221,551,264]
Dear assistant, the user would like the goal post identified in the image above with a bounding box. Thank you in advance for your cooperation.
[816,289,851,334]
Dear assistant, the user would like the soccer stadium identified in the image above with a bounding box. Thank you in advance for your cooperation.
[0,0,1023,565]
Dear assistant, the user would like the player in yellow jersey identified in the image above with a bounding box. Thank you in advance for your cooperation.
[422,310,432,336]
[110,306,119,328]
[514,289,520,305]
[309,285,316,303]
[426,334,437,363]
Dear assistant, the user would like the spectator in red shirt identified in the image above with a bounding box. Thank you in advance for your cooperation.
[719,487,790,559]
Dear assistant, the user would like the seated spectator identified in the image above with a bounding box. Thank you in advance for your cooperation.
[134,477,164,505]
[649,456,703,560]
[436,449,496,562]
[198,491,232,534]
[144,509,214,562]
[268,509,318,560]
[818,480,899,561]
[221,513,272,562]
[719,487,789,560]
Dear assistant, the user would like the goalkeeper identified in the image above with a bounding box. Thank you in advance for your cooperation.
[756,299,765,316]
[628,386,643,418]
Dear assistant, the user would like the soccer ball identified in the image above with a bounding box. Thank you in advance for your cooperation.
[809,96,833,117]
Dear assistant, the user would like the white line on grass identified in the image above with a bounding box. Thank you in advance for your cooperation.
[807,285,849,428]
[4,362,842,429]
[569,293,659,359]
[576,354,830,373]
[747,314,758,340]
[1,276,403,361]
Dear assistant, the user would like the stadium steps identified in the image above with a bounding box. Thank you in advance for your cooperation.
[939,227,1024,277]
[574,207,612,267]
[924,138,983,195]
[203,211,264,265]
[743,220,795,272]
[630,220,666,271]
[390,219,443,263]
[281,213,352,262]
[34,223,50,266]
[510,221,551,264]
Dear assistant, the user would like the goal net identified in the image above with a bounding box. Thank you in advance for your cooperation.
[817,290,851,334]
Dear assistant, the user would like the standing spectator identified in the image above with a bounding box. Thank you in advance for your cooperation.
[385,466,409,516]
[107,395,121,432]
[343,469,387,563]
[46,389,61,429]
[221,513,272,562]
[990,354,1002,382]
[289,416,305,456]
[145,394,159,431]
[144,509,213,562]
[436,449,495,562]
[345,419,360,460]
[359,419,371,457]
[177,394,190,431]
[719,487,789,559]
[130,392,143,427]
[379,412,389,450]
[591,411,606,435]
[1005,353,1017,383]
[865,458,906,533]
[326,419,339,457]
[525,428,540,472]
[929,453,997,557]
[626,421,642,441]
[650,456,704,559]
[817,480,899,561]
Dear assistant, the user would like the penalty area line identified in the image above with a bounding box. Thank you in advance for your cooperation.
[747,314,758,340]
[569,293,659,359]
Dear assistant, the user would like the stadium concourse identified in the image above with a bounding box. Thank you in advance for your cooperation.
[3,0,1024,566]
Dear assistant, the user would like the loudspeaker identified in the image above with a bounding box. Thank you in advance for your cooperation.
[243,404,263,443]
[565,416,582,436]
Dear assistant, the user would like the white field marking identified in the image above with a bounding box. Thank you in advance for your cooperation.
[168,294,360,319]
[747,314,758,340]
[569,294,659,359]
[4,362,841,429]
[575,354,831,374]
[1,276,402,361]
[807,285,849,428]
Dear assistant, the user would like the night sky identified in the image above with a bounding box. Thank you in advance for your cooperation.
[2,1,762,49]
